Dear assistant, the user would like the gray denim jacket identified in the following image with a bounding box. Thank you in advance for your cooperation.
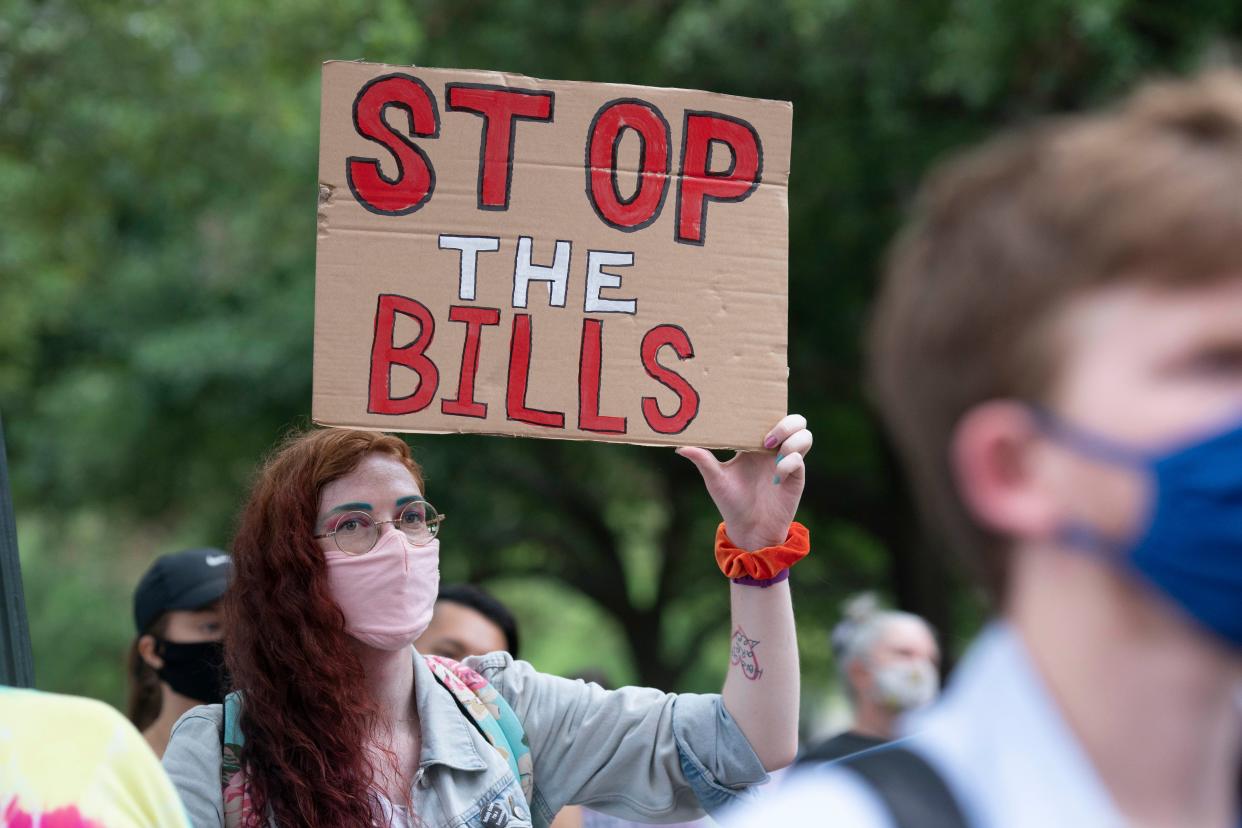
[163,649,769,827]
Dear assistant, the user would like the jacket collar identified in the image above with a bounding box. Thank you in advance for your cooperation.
[410,646,490,772]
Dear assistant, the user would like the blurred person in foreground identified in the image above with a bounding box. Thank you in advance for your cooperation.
[127,546,232,758]
[799,594,939,764]
[732,71,1242,827]
[415,582,520,660]
[163,415,813,827]
[0,686,189,826]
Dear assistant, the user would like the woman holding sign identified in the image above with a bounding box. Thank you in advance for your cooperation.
[162,417,811,828]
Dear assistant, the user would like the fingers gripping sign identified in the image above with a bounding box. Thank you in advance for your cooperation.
[676,414,812,552]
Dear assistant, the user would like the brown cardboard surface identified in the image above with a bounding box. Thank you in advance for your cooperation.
[314,61,791,450]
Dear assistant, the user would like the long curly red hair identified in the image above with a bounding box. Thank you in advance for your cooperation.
[223,428,424,827]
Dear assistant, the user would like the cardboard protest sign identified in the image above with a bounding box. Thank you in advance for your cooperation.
[313,60,792,449]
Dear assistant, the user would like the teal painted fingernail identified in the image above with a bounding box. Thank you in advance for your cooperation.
[776,454,784,465]
[773,474,781,485]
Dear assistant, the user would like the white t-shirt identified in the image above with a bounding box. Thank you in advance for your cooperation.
[726,625,1132,828]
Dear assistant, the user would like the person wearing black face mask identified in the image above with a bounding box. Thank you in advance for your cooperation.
[127,546,232,757]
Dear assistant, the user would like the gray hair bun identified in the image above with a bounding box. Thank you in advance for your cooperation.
[831,591,882,662]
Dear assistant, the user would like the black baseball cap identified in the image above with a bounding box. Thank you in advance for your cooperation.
[133,547,233,633]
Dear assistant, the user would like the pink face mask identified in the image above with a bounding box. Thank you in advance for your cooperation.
[324,530,440,650]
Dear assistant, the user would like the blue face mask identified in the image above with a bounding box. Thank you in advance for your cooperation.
[1032,408,1242,650]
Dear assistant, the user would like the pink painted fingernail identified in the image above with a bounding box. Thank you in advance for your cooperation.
[764,435,777,449]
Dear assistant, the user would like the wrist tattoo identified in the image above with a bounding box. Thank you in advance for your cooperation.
[730,626,763,681]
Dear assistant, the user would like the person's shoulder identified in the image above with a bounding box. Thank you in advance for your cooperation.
[162,703,225,822]
[460,649,516,673]
[166,703,224,753]
[456,651,596,717]
[460,650,530,690]
[0,687,192,827]
[723,763,897,828]
[171,701,224,727]
[2,685,121,722]
[0,686,143,747]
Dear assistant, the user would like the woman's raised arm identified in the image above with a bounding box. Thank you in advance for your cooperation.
[677,413,812,771]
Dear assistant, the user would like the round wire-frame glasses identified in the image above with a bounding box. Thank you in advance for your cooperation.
[313,500,445,555]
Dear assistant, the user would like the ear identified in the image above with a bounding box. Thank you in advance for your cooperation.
[951,400,1059,540]
[846,658,872,696]
[137,634,164,671]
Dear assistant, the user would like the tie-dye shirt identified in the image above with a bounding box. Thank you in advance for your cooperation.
[1,686,189,827]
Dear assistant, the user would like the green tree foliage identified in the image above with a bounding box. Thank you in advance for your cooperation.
[2,0,1239,723]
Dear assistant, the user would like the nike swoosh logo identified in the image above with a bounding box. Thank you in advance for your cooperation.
[205,555,230,567]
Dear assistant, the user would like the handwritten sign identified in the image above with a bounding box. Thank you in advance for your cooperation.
[313,61,791,449]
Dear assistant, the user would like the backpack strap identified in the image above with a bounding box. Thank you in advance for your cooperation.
[837,745,971,828]
[423,654,535,805]
[220,692,248,828]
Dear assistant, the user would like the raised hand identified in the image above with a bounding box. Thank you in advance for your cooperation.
[676,414,812,551]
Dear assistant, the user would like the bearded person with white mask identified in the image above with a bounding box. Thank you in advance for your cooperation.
[800,595,940,765]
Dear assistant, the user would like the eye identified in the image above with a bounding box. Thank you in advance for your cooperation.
[1167,342,1242,380]
[333,512,375,535]
[1192,347,1242,376]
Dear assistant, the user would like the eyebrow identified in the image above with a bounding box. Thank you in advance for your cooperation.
[324,501,373,516]
[317,496,424,531]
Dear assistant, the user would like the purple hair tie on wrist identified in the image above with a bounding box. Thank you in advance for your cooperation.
[731,568,790,588]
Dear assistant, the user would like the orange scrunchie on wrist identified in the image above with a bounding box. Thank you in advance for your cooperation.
[715,521,810,580]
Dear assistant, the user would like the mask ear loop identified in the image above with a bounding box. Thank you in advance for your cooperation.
[1028,403,1155,558]
[1053,521,1127,559]
[1026,404,1151,468]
